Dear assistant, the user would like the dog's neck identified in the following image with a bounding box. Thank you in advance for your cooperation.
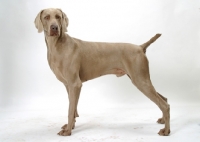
[44,32,66,53]
[45,36,58,45]
[44,36,57,52]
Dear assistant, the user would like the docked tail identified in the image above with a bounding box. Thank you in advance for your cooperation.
[140,33,161,53]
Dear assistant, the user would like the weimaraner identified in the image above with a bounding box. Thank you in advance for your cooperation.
[34,8,170,136]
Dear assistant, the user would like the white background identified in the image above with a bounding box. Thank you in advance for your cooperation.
[0,0,200,141]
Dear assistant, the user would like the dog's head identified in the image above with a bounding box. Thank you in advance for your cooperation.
[34,8,68,37]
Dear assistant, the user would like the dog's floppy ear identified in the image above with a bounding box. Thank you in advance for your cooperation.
[58,9,69,33]
[34,10,44,33]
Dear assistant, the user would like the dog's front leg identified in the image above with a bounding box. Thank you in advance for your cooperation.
[58,81,82,136]
[61,85,80,130]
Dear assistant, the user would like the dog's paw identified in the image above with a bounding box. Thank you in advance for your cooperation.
[158,128,170,136]
[61,124,75,129]
[61,124,67,129]
[157,118,165,124]
[57,129,71,136]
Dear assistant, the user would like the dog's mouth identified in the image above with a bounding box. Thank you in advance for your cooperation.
[50,31,59,36]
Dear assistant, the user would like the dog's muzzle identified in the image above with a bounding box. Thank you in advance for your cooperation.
[50,25,59,36]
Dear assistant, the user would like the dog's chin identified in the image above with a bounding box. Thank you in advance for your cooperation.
[49,31,59,37]
[50,33,59,37]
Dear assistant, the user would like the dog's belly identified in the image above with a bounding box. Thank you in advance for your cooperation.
[79,67,126,82]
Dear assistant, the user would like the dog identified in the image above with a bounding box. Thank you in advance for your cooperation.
[34,8,170,136]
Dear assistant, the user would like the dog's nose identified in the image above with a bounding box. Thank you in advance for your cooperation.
[50,25,58,31]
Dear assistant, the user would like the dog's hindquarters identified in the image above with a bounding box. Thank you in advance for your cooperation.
[125,49,170,136]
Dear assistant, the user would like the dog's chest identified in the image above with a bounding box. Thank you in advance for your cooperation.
[47,52,66,83]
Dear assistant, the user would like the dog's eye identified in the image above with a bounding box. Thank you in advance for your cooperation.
[44,16,50,20]
[56,15,61,19]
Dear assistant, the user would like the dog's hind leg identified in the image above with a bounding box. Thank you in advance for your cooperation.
[132,80,170,136]
[157,92,168,124]
[127,53,170,136]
